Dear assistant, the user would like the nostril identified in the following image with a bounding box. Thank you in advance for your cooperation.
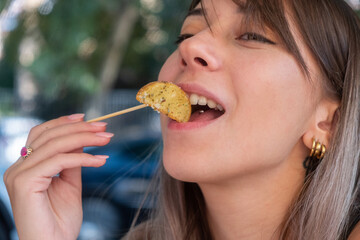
[194,57,208,66]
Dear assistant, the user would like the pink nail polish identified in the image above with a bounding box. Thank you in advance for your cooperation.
[94,155,109,160]
[95,132,114,138]
[90,122,107,127]
[68,113,85,120]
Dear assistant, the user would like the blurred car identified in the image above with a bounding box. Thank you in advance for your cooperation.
[80,134,162,240]
[0,116,43,240]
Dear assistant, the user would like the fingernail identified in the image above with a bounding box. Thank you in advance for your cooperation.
[90,122,107,127]
[95,132,114,138]
[94,155,109,160]
[68,113,85,120]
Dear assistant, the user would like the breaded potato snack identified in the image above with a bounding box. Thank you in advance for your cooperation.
[136,81,191,123]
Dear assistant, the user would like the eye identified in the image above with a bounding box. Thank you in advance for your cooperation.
[237,32,275,45]
[175,34,194,45]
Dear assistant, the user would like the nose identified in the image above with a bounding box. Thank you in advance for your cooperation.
[178,33,222,72]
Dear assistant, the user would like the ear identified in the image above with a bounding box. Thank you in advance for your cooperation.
[302,98,339,151]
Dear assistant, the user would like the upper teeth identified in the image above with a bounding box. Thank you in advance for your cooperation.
[189,93,224,111]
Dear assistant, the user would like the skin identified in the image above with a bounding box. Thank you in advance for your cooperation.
[159,0,339,239]
[4,115,113,240]
[4,0,341,239]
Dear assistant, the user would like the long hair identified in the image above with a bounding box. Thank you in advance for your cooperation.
[124,0,360,239]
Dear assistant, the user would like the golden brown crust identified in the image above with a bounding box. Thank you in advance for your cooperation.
[136,81,191,122]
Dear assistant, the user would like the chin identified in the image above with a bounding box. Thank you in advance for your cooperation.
[162,148,207,183]
[162,145,233,184]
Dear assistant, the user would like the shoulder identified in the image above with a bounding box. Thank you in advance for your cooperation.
[348,222,360,240]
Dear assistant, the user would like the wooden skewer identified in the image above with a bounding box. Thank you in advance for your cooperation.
[87,104,148,122]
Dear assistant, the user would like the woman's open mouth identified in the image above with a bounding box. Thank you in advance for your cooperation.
[188,93,225,122]
[167,83,226,130]
[168,93,225,130]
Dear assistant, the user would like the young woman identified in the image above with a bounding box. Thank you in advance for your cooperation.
[4,0,360,239]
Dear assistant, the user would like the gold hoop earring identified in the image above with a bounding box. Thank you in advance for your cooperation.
[303,138,326,177]
[309,138,326,160]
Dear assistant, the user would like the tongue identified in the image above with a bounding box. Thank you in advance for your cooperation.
[189,109,223,122]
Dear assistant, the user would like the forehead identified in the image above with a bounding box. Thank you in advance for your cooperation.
[185,0,248,27]
[187,0,287,29]
[185,0,284,37]
[190,0,268,13]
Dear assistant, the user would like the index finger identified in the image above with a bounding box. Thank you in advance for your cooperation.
[26,114,85,146]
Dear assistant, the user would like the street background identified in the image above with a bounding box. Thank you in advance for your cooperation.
[0,0,359,239]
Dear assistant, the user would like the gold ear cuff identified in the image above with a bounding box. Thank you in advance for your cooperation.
[309,138,326,160]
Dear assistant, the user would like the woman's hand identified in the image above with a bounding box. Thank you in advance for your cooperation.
[3,114,113,240]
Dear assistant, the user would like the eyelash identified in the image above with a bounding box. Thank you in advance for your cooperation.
[175,34,194,45]
[175,32,275,45]
[237,32,275,44]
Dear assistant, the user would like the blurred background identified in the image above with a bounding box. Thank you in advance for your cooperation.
[0,0,189,118]
[0,0,359,239]
[0,0,189,239]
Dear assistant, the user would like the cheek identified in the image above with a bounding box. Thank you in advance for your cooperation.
[232,50,312,121]
[229,52,313,160]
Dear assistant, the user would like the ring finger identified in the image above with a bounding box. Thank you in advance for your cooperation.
[27,121,108,151]
[20,131,114,169]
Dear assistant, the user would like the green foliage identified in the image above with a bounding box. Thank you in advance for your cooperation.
[30,0,114,97]
[0,18,25,89]
[0,1,6,12]
[0,59,15,88]
[122,0,188,88]
[1,0,190,118]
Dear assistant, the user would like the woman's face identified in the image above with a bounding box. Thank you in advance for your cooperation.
[159,0,320,183]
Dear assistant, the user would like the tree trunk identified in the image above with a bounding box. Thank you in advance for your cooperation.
[87,2,139,118]
[99,2,139,93]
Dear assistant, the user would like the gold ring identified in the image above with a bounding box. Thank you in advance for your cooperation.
[20,146,33,159]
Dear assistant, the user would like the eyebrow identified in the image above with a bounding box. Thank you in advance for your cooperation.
[186,5,245,19]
